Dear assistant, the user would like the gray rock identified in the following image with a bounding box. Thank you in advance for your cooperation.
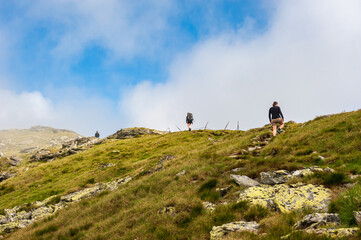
[354,211,361,226]
[9,156,22,166]
[260,170,292,185]
[294,213,340,230]
[176,170,186,176]
[0,172,14,183]
[230,174,260,187]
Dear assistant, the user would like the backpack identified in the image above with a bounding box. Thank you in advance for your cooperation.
[186,113,194,123]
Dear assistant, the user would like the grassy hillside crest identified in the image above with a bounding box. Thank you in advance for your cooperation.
[1,111,361,239]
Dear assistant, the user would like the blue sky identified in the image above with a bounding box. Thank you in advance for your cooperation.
[1,0,269,97]
[0,0,360,136]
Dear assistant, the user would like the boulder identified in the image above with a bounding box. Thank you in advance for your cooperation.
[354,211,361,226]
[230,175,260,187]
[210,221,259,240]
[260,170,292,185]
[294,213,340,229]
[238,183,331,213]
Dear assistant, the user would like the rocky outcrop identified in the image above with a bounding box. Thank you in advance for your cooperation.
[210,221,259,240]
[9,156,22,166]
[231,175,260,187]
[0,176,131,234]
[147,155,176,174]
[294,213,340,229]
[0,172,15,183]
[30,137,103,162]
[238,183,331,213]
[229,133,272,158]
[107,128,167,140]
[260,167,335,185]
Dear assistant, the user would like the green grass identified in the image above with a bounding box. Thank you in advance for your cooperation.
[2,110,361,240]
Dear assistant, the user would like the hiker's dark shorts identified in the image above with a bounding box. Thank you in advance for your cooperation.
[186,120,193,124]
[271,118,283,126]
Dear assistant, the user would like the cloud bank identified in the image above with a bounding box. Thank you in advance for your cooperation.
[122,0,361,131]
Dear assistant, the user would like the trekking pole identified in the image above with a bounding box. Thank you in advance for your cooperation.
[224,121,230,130]
[176,125,182,131]
[204,122,208,130]
[237,121,239,131]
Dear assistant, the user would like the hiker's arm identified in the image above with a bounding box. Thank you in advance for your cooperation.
[279,108,284,121]
[269,109,272,122]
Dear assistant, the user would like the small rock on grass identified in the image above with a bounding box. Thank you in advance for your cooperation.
[176,170,186,176]
[202,202,216,212]
[294,213,340,230]
[210,221,259,240]
[230,174,260,187]
[354,211,361,226]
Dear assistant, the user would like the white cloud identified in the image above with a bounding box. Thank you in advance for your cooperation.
[122,0,361,131]
[0,88,121,136]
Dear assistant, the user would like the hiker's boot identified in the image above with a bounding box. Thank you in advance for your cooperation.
[277,128,282,134]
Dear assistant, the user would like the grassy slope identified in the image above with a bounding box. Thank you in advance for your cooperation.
[3,110,361,240]
[0,126,80,156]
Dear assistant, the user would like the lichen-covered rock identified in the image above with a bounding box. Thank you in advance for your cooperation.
[291,169,313,178]
[304,227,360,238]
[202,202,216,212]
[157,206,175,216]
[238,183,331,213]
[354,211,361,226]
[210,221,259,240]
[231,175,260,187]
[260,170,292,185]
[294,213,340,229]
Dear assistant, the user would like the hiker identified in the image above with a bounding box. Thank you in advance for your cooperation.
[186,112,194,131]
[269,101,284,136]
[95,131,100,138]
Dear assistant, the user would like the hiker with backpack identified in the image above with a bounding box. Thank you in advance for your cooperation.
[95,131,100,138]
[269,101,284,136]
[186,113,194,131]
